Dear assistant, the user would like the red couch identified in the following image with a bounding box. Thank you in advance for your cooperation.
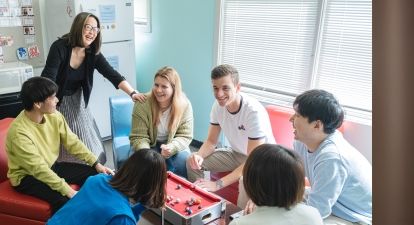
[0,118,79,225]
[265,105,295,148]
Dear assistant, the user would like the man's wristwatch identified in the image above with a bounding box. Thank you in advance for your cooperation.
[129,90,137,97]
[216,179,224,189]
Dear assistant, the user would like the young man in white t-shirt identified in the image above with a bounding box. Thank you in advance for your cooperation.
[186,64,275,208]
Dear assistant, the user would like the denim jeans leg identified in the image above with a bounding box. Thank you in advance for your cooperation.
[167,148,191,178]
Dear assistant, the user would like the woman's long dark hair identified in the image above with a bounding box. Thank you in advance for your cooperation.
[110,149,167,208]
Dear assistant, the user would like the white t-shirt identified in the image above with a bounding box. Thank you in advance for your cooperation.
[157,107,171,142]
[229,204,323,225]
[210,93,275,155]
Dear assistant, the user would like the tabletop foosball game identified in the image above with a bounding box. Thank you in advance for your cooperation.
[151,172,226,225]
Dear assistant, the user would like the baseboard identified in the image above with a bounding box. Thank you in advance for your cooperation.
[190,139,203,149]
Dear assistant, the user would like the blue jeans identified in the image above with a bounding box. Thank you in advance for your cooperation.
[166,148,191,179]
[131,142,191,178]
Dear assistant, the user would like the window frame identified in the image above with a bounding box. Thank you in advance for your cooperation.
[214,0,372,125]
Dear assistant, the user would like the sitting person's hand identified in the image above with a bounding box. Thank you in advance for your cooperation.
[160,144,172,158]
[95,163,115,175]
[188,153,204,170]
[194,179,220,192]
[244,199,257,215]
[131,92,146,103]
[67,188,78,199]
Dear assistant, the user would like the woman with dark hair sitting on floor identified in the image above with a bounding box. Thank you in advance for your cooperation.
[229,144,323,225]
[47,149,167,225]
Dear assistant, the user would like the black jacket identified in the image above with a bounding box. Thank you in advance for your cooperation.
[41,38,125,106]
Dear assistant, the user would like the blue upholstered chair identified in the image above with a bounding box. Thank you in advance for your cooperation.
[109,95,134,169]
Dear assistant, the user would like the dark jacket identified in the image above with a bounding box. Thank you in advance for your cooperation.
[41,38,125,106]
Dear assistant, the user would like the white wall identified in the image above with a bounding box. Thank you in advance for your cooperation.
[35,0,46,76]
[343,122,372,164]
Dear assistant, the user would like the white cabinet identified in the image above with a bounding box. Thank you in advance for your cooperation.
[88,41,136,138]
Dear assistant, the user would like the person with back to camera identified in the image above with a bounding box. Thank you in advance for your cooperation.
[186,64,275,208]
[5,77,114,215]
[47,149,167,225]
[229,144,323,225]
[129,66,192,178]
[41,12,146,165]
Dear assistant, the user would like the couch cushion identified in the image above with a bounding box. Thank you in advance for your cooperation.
[265,105,294,149]
[0,213,45,225]
[0,180,51,221]
[0,118,14,182]
[0,181,80,222]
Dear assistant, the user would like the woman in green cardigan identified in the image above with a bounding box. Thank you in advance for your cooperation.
[130,66,193,178]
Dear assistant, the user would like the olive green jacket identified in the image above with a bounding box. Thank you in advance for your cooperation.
[129,96,193,156]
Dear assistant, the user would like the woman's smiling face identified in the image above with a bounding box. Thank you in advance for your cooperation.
[82,17,99,47]
[153,76,174,106]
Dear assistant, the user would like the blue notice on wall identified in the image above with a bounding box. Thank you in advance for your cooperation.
[99,5,116,23]
[106,55,119,71]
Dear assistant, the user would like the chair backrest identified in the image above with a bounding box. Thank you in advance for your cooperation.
[265,105,345,150]
[109,96,134,139]
[265,105,294,149]
[0,118,14,182]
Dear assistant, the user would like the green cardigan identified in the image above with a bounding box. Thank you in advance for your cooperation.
[129,96,193,156]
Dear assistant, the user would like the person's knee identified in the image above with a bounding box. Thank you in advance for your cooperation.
[185,154,192,169]
[173,150,191,168]
[176,148,191,161]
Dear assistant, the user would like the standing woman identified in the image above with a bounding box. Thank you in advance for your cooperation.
[41,12,145,164]
[130,66,193,178]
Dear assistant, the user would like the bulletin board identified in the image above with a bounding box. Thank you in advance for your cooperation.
[0,0,45,68]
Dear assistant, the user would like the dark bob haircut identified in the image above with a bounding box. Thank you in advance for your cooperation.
[293,89,344,134]
[110,149,167,208]
[20,77,58,111]
[243,144,305,209]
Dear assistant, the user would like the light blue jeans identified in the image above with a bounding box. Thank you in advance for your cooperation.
[130,142,191,178]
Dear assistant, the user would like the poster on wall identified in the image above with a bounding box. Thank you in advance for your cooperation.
[23,26,35,35]
[0,0,45,66]
[28,44,39,58]
[21,6,33,16]
[0,35,14,46]
[16,47,28,60]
